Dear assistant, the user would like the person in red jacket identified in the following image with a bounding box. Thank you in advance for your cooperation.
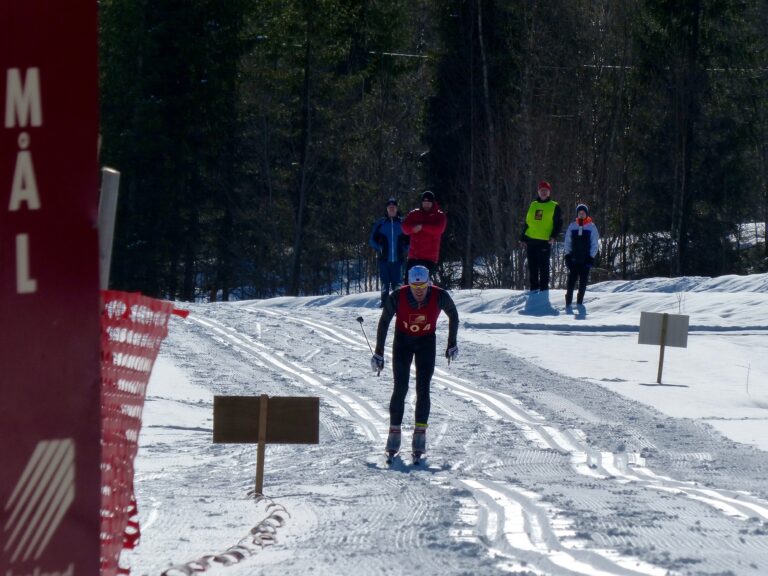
[401,190,447,277]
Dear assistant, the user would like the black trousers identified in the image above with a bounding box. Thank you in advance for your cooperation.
[525,239,551,291]
[389,332,436,426]
[565,263,590,305]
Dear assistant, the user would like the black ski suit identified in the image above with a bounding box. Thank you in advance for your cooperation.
[374,285,459,426]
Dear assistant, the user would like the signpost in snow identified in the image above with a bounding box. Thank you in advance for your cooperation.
[213,395,319,496]
[638,312,689,384]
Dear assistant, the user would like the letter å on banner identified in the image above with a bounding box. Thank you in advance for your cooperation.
[213,395,319,496]
[638,312,690,384]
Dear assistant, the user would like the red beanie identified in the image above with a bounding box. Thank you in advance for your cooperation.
[538,181,552,192]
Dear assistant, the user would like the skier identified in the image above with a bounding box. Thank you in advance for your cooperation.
[370,265,459,463]
[519,180,563,292]
[368,197,409,308]
[401,190,447,278]
[564,203,600,309]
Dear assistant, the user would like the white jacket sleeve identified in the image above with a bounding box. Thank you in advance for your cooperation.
[590,224,600,258]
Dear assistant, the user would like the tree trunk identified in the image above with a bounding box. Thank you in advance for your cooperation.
[515,4,535,290]
[671,1,702,276]
[476,0,505,286]
[462,1,476,289]
[290,21,313,296]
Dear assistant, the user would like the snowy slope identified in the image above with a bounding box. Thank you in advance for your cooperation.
[123,274,768,576]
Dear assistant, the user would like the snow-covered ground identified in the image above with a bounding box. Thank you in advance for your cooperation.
[124,274,768,576]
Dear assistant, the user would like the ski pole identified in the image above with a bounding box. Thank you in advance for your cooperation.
[356,316,380,376]
[356,316,374,354]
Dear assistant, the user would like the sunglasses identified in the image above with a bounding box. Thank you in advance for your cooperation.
[410,282,428,289]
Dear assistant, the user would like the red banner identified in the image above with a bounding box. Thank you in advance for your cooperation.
[1,2,101,575]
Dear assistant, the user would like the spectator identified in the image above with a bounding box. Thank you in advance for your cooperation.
[369,197,408,307]
[564,204,600,309]
[519,180,563,292]
[402,190,447,277]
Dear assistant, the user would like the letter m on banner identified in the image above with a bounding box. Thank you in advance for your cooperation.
[1,2,101,575]
[4,68,43,128]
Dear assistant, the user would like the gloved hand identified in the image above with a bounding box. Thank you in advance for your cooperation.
[445,345,459,362]
[564,254,573,270]
[586,256,594,268]
[371,353,384,373]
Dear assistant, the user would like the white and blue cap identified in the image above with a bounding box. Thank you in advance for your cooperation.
[408,265,430,284]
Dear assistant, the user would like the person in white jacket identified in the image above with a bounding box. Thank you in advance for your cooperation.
[563,204,600,308]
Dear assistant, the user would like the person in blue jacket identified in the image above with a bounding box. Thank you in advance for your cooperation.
[564,204,600,308]
[369,197,409,307]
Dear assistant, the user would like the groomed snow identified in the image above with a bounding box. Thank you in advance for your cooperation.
[124,273,768,576]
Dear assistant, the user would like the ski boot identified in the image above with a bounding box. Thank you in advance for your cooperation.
[411,423,427,465]
[385,425,401,464]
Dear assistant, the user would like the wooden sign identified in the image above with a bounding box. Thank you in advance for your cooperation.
[214,396,319,444]
[638,312,689,348]
[213,395,319,495]
[638,312,690,384]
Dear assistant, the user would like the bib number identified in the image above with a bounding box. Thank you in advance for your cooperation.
[402,321,432,333]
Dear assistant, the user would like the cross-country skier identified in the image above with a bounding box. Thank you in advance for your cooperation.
[370,265,459,463]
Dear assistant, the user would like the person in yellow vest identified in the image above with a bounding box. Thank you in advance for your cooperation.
[519,180,563,292]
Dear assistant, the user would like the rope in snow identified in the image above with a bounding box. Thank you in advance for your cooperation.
[160,497,290,575]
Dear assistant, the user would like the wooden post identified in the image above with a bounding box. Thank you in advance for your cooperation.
[255,394,269,495]
[638,311,689,385]
[98,168,121,290]
[656,313,669,384]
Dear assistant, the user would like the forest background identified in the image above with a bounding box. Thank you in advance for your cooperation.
[99,0,768,301]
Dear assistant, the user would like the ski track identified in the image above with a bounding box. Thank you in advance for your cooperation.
[238,306,768,524]
[218,306,768,573]
[189,315,385,444]
[460,479,669,576]
[129,304,768,576]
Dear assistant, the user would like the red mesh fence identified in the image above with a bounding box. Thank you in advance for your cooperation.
[100,291,188,576]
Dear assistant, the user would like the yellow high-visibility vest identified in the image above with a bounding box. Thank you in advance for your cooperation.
[524,201,558,240]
